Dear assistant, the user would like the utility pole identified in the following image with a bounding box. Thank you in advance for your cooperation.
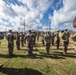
[18,27,20,32]
[21,19,26,33]
[24,19,26,33]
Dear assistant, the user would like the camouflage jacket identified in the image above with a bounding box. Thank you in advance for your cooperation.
[6,33,14,44]
[62,32,70,42]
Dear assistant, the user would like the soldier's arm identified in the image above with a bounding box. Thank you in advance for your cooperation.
[25,35,27,40]
[61,33,65,40]
[6,34,9,40]
[13,35,16,40]
[68,32,70,37]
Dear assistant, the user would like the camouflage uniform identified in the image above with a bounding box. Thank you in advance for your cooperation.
[23,33,27,44]
[44,32,51,54]
[37,32,40,41]
[33,32,36,46]
[0,34,1,40]
[51,32,55,46]
[16,32,20,50]
[56,31,60,49]
[26,30,34,55]
[62,29,70,54]
[41,32,45,46]
[21,33,25,46]
[0,34,1,45]
[0,39,3,68]
[24,33,27,44]
[6,30,14,55]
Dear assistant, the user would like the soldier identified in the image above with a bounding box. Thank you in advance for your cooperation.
[41,32,45,46]
[24,33,27,44]
[0,34,1,40]
[44,31,51,54]
[21,32,25,47]
[62,29,70,54]
[0,34,1,45]
[37,32,40,41]
[56,31,60,49]
[16,32,20,50]
[51,32,55,46]
[33,32,36,46]
[0,40,3,68]
[6,30,14,56]
[26,30,34,55]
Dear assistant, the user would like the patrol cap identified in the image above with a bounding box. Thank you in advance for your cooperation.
[64,29,67,31]
[9,30,12,32]
[29,30,31,33]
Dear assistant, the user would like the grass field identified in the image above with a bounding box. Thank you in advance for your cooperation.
[0,38,76,75]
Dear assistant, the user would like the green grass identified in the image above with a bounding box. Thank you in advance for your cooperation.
[0,38,76,75]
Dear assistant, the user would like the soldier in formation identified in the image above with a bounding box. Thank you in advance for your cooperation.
[33,32,36,46]
[56,31,60,49]
[21,32,25,47]
[24,33,27,44]
[62,29,70,54]
[44,31,51,54]
[41,32,45,46]
[6,30,14,56]
[26,30,34,55]
[3,28,72,56]
[0,38,3,68]
[37,32,40,41]
[16,32,20,50]
[51,32,55,46]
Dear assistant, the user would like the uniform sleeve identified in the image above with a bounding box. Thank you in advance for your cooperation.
[12,35,15,40]
[61,33,64,40]
[6,34,9,40]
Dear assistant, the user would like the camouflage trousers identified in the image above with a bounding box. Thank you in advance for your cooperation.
[56,40,60,49]
[63,41,69,53]
[45,43,50,54]
[16,41,20,50]
[8,43,14,55]
[52,39,54,46]
[33,39,36,46]
[42,39,44,46]
[28,43,33,55]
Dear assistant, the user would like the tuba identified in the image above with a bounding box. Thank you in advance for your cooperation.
[73,17,76,28]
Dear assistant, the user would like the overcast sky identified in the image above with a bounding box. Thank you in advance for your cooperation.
[0,0,76,31]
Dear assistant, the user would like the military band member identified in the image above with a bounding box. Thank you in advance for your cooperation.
[16,32,20,50]
[37,32,40,41]
[6,30,14,56]
[51,32,55,46]
[24,33,27,44]
[33,32,36,46]
[26,30,34,55]
[41,32,45,46]
[56,31,60,49]
[0,40,3,68]
[21,32,25,47]
[44,32,51,54]
[62,29,70,54]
